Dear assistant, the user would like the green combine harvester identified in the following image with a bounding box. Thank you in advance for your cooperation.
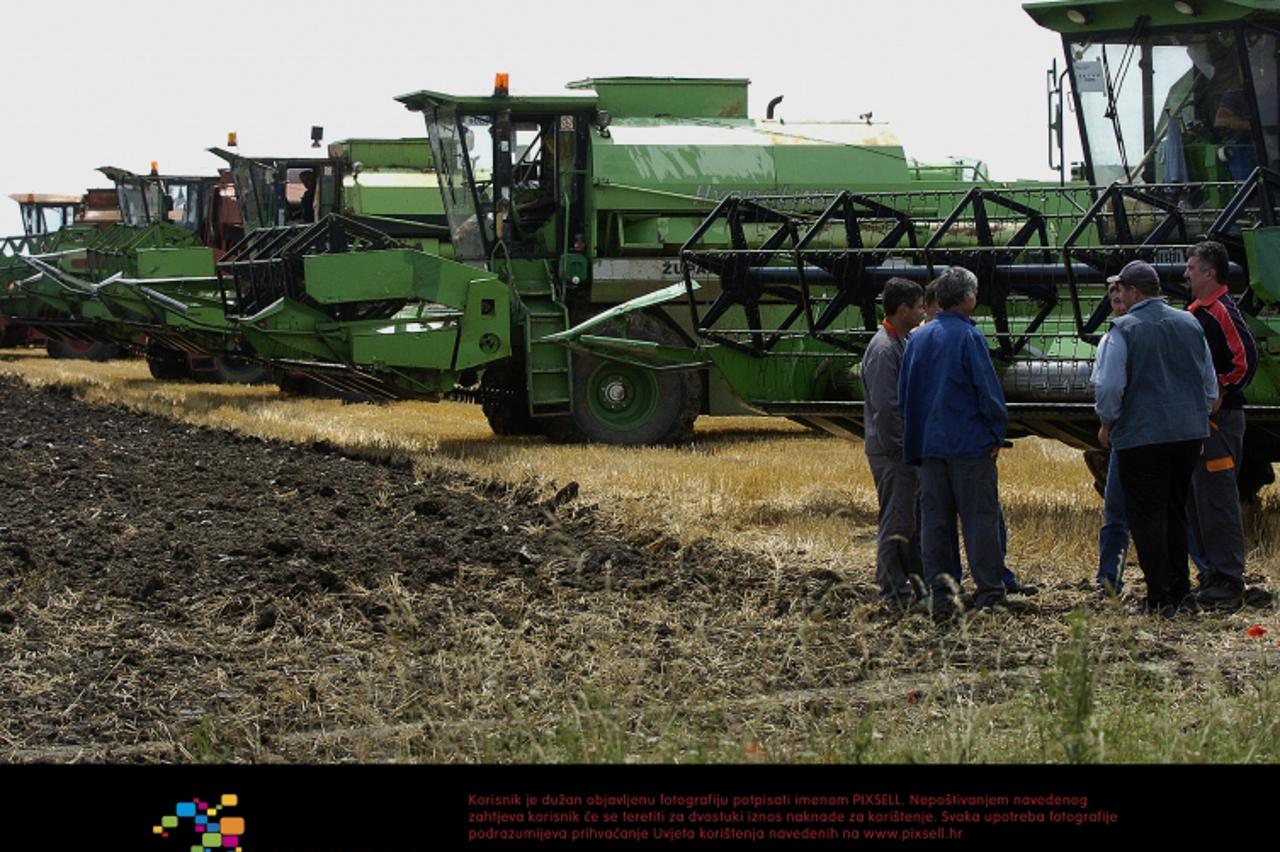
[128,136,457,389]
[2,166,244,372]
[550,0,1280,493]
[5,136,450,384]
[222,75,1037,441]
[1,188,121,353]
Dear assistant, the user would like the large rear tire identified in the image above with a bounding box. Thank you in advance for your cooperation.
[547,312,701,446]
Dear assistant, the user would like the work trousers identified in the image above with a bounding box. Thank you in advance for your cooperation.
[1116,439,1201,608]
[1187,408,1247,586]
[944,508,1019,589]
[867,453,923,601]
[920,455,1005,607]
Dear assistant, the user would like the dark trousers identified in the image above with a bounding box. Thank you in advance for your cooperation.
[1116,439,1202,608]
[920,456,1006,606]
[1187,409,1246,587]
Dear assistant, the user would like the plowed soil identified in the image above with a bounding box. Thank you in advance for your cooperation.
[0,376,840,762]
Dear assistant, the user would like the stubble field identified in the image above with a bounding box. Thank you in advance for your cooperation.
[1,349,1277,763]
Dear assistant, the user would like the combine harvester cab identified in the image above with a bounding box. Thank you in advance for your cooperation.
[388,75,1005,442]
[209,137,449,250]
[16,163,274,383]
[0,189,118,352]
[551,0,1280,493]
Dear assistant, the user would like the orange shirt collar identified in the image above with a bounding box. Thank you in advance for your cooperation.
[1188,284,1229,311]
[882,318,902,341]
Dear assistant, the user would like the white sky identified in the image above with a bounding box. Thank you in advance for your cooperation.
[2,0,1080,233]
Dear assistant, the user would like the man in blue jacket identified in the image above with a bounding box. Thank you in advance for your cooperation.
[899,267,1011,616]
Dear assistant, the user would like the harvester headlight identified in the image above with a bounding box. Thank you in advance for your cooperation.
[1066,8,1090,25]
[1173,1,1197,15]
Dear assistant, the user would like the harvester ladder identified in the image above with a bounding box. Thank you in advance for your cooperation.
[506,258,572,416]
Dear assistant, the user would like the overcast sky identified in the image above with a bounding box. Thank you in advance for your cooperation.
[2,0,1080,233]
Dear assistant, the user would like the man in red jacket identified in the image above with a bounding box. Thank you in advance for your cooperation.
[1184,240,1258,610]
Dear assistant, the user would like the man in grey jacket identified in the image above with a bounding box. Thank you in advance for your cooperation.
[862,277,925,605]
[1094,260,1218,617]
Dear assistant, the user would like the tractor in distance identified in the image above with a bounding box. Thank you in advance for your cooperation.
[1,187,120,352]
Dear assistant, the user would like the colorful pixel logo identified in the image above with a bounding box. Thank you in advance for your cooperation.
[152,794,245,851]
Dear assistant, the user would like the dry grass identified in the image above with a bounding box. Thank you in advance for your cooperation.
[3,348,1279,764]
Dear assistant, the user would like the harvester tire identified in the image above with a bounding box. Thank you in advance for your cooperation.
[273,369,310,395]
[146,346,191,381]
[480,362,541,436]
[209,355,271,386]
[46,339,119,362]
[1083,449,1110,498]
[1238,441,1276,504]
[549,312,701,446]
[1,322,26,348]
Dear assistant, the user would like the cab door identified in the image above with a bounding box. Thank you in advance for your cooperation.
[230,158,280,231]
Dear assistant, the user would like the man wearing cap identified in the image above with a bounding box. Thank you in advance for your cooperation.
[1184,240,1258,610]
[1094,260,1218,617]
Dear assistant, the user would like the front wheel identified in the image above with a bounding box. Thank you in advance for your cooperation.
[547,312,701,446]
[146,344,191,380]
[480,362,541,436]
[209,355,270,385]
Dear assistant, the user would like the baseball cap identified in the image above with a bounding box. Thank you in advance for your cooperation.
[1106,260,1160,287]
